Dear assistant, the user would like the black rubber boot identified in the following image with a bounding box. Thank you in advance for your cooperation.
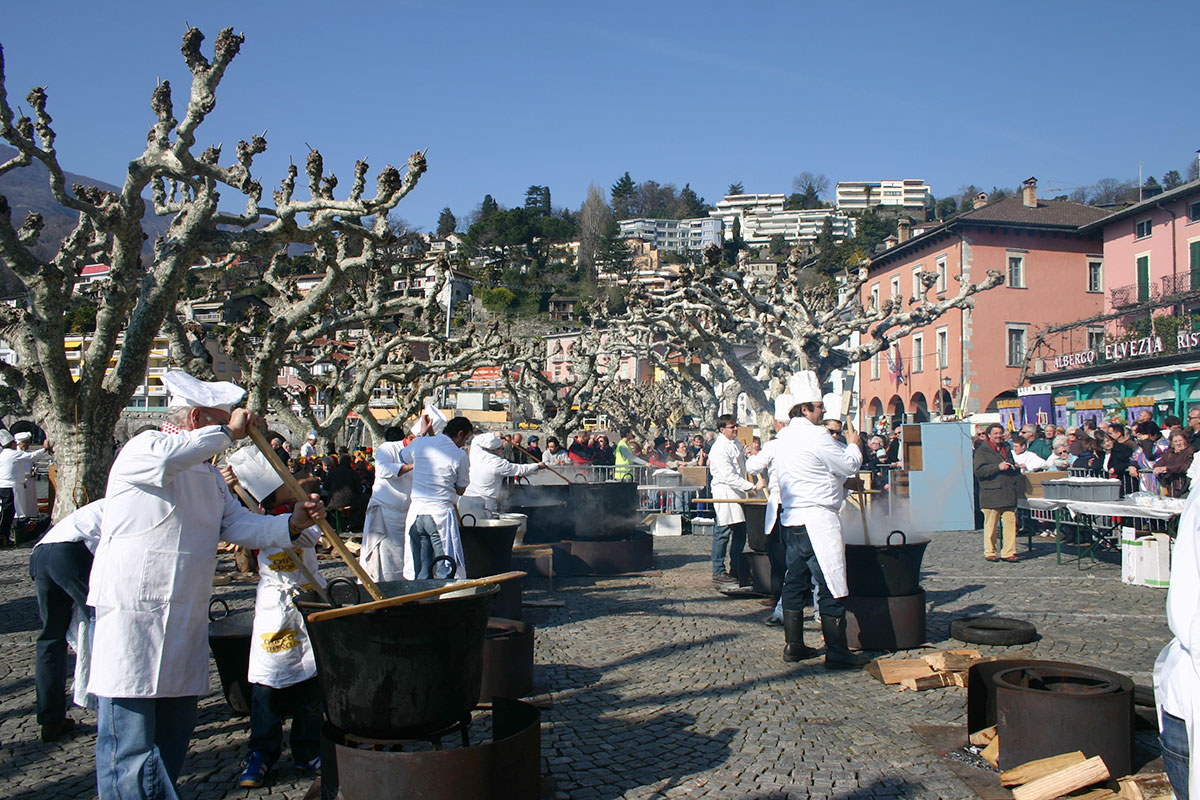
[821,614,870,670]
[782,610,820,662]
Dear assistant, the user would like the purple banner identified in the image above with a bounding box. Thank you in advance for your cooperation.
[1020,393,1053,427]
[998,406,1022,432]
[1075,408,1104,427]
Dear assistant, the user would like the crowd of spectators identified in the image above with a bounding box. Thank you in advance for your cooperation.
[971,410,1197,498]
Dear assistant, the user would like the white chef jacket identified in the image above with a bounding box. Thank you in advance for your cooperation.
[401,433,470,579]
[746,439,780,538]
[709,434,755,526]
[248,525,326,689]
[0,446,46,517]
[1013,449,1049,472]
[1154,485,1200,799]
[543,449,570,466]
[775,416,862,599]
[36,498,106,553]
[88,426,293,699]
[461,443,540,517]
[362,440,413,581]
[300,441,317,459]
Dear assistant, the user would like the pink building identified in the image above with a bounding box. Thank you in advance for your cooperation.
[1078,181,1200,312]
[859,179,1109,428]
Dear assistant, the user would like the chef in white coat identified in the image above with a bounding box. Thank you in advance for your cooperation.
[11,431,47,519]
[460,431,544,519]
[1154,453,1200,799]
[402,414,472,579]
[746,394,802,626]
[226,446,326,788]
[88,371,326,800]
[709,413,755,588]
[775,371,867,670]
[362,426,415,582]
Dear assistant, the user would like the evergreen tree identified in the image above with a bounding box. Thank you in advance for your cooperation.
[480,194,500,221]
[1163,170,1184,190]
[611,172,636,220]
[679,183,708,218]
[813,218,838,274]
[727,182,745,196]
[436,207,457,238]
[935,196,958,219]
[524,185,551,217]
[595,217,633,277]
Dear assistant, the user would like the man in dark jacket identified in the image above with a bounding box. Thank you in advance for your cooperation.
[973,424,1021,562]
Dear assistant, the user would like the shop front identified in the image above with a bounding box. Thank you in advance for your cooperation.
[1030,332,1200,426]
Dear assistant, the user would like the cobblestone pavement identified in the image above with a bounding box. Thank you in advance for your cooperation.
[0,526,1172,799]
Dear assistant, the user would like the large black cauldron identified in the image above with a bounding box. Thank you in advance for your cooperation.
[294,578,498,739]
[507,482,570,543]
[569,480,638,539]
[207,599,253,716]
[844,529,930,597]
[459,515,522,619]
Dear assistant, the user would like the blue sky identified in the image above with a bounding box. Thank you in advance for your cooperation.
[3,1,1197,231]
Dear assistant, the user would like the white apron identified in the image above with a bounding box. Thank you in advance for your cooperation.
[15,474,38,518]
[794,505,849,598]
[712,484,747,526]
[764,489,780,540]
[362,501,410,583]
[247,534,326,689]
[402,499,465,580]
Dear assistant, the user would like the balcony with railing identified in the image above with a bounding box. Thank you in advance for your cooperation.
[1111,280,1161,308]
[1161,272,1200,297]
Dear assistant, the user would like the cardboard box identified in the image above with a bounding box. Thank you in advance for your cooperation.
[1137,532,1171,588]
[1021,470,1069,499]
[1121,526,1140,586]
[650,514,682,537]
[678,466,709,488]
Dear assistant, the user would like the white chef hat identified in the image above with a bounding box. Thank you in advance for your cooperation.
[163,370,245,413]
[13,431,31,443]
[410,405,448,436]
[788,371,822,404]
[306,430,318,440]
[773,394,794,422]
[0,430,13,447]
[227,446,284,504]
[474,431,503,451]
[822,393,842,419]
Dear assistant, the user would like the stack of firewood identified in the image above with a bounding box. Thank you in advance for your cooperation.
[870,648,994,690]
[967,748,1171,800]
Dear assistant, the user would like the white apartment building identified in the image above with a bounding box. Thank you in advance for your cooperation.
[618,217,723,254]
[739,208,856,246]
[836,180,932,213]
[708,194,855,247]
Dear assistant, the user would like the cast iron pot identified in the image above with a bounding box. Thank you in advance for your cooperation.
[459,514,522,619]
[507,481,571,543]
[844,529,930,597]
[293,576,498,739]
[568,479,639,539]
[743,502,770,552]
[207,598,253,716]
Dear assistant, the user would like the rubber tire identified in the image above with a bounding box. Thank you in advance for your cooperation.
[949,616,1038,646]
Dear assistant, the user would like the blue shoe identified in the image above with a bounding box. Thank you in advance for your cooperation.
[238,751,272,788]
[294,756,321,775]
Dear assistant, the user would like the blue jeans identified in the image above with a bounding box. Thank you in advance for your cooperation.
[248,678,322,764]
[1161,710,1190,800]
[96,695,198,800]
[30,540,93,723]
[780,524,844,619]
[408,515,451,579]
[711,521,746,578]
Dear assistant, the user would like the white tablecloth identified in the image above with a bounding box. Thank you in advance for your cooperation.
[1019,497,1179,521]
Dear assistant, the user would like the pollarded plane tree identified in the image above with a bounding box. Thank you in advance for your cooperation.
[503,320,635,442]
[625,244,1002,430]
[0,28,426,515]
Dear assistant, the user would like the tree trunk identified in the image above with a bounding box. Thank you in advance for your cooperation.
[46,418,118,520]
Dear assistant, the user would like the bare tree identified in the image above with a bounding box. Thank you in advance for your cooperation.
[626,245,1002,430]
[0,29,425,515]
[577,183,610,278]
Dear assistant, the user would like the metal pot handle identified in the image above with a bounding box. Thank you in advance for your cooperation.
[433,554,458,579]
[886,529,907,547]
[460,513,477,527]
[574,472,589,483]
[620,473,636,483]
[208,597,230,622]
[514,475,531,485]
[324,576,362,609]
